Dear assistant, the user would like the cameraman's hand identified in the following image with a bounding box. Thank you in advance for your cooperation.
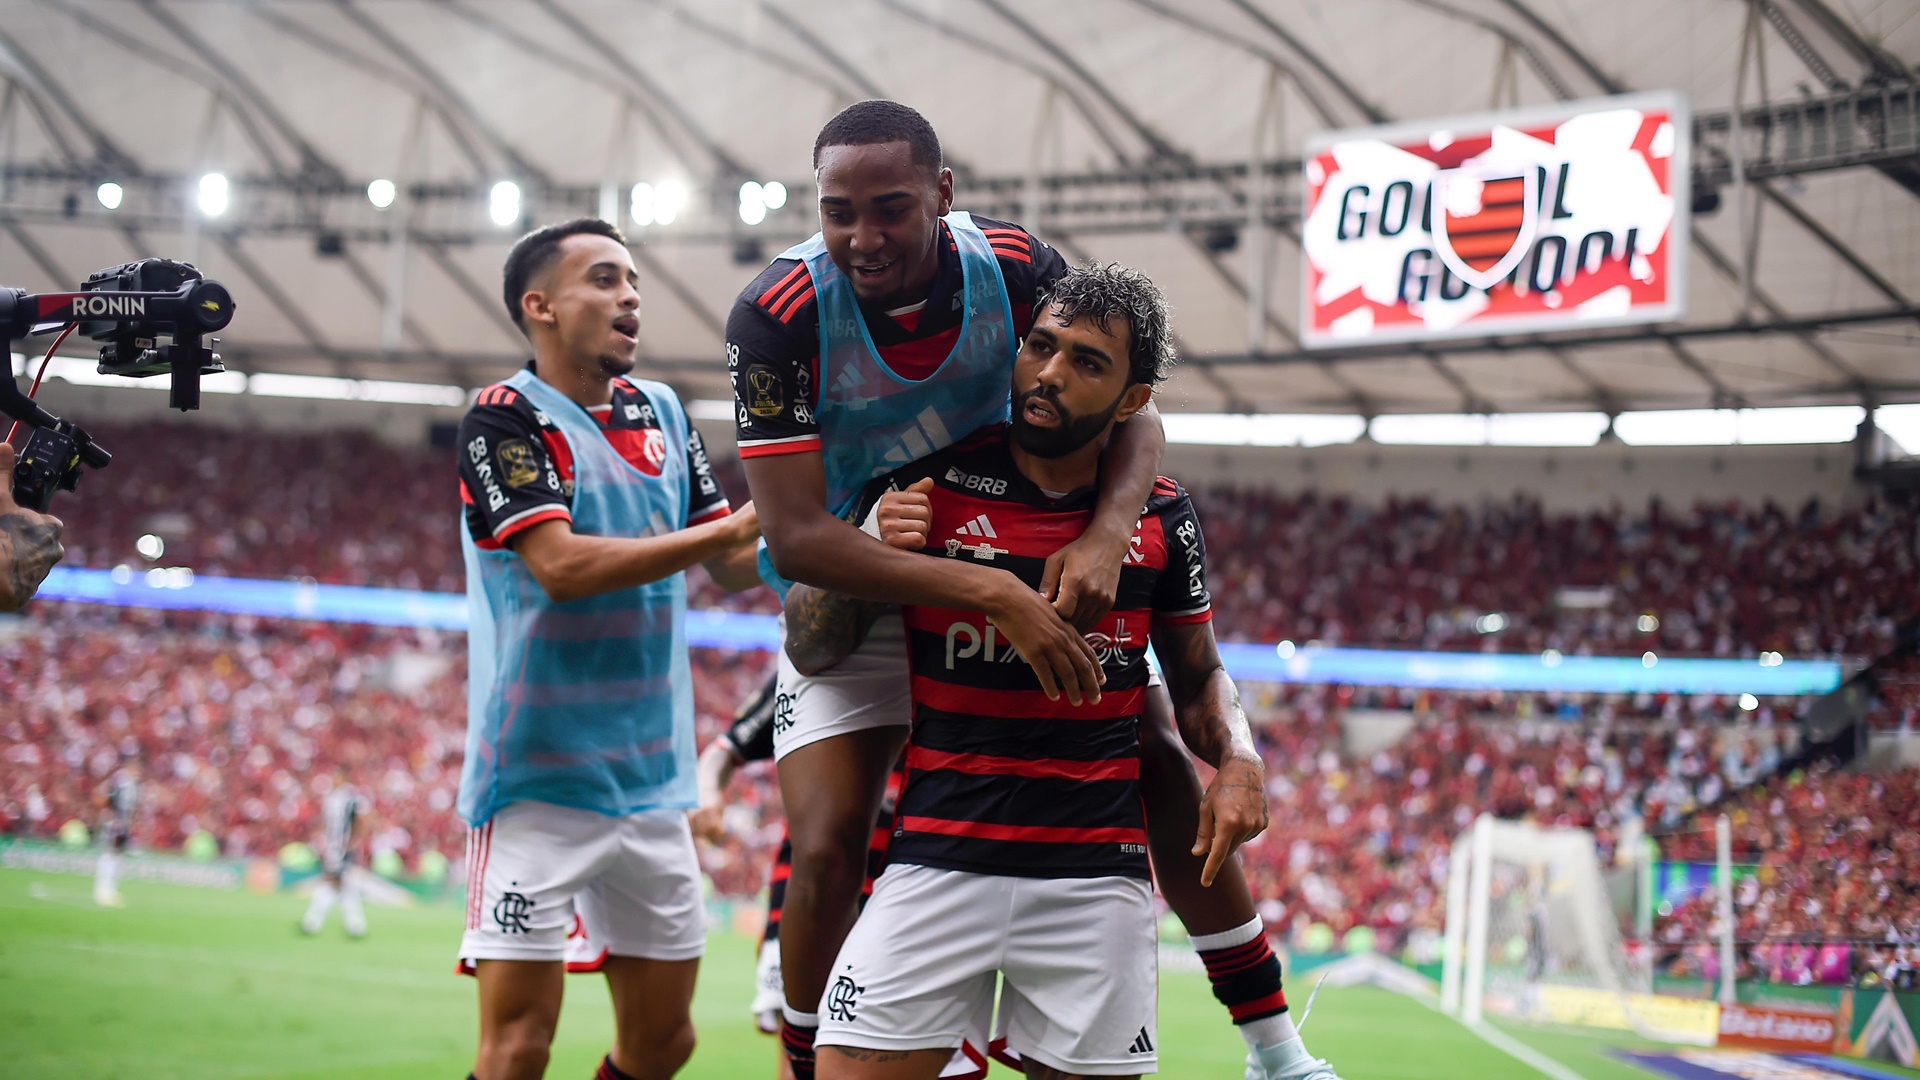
[0,443,64,613]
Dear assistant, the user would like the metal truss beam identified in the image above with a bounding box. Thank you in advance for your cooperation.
[1175,305,1920,366]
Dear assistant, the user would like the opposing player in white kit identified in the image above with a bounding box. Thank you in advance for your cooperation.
[791,265,1294,1079]
[454,218,762,1080]
[94,760,140,907]
[301,780,370,938]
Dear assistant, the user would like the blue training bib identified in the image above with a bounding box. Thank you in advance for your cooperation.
[458,368,697,825]
[757,211,1016,596]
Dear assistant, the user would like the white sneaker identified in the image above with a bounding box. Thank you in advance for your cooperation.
[1248,1038,1344,1080]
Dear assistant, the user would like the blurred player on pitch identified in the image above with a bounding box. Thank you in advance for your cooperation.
[93,758,140,907]
[301,779,370,938]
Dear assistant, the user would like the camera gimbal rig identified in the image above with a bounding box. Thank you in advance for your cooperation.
[0,258,234,511]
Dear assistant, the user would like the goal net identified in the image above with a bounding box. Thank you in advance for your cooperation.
[1440,815,1717,1045]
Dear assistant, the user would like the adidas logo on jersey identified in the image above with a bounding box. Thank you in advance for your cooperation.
[955,514,998,538]
[1128,1027,1155,1055]
[946,514,1006,561]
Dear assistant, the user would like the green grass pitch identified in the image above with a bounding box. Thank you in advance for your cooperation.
[0,867,1830,1079]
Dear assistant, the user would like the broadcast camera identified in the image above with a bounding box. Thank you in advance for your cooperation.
[0,258,233,511]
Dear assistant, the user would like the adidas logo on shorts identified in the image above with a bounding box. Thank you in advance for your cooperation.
[1128,1027,1154,1055]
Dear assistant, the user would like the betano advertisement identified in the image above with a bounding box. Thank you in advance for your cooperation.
[1302,92,1689,347]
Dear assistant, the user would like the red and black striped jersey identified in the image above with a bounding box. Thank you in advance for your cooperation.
[726,216,1068,460]
[456,362,730,550]
[853,426,1213,880]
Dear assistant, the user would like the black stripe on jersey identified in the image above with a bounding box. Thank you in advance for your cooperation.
[912,711,1140,760]
[888,835,1150,880]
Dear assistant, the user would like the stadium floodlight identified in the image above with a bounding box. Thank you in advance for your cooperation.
[135,533,164,560]
[762,180,788,209]
[1642,651,1658,667]
[1637,614,1659,632]
[197,173,229,216]
[1162,412,1365,448]
[655,179,687,225]
[1369,412,1609,447]
[1874,403,1920,456]
[1540,648,1563,667]
[489,181,520,227]
[96,182,124,210]
[1613,406,1866,446]
[1474,613,1506,634]
[631,182,657,227]
[367,179,396,209]
[1275,639,1296,659]
[739,197,767,226]
[1759,650,1784,667]
[1738,693,1759,711]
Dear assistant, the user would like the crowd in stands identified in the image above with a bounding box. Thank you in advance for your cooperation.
[1650,763,1920,984]
[11,420,1920,985]
[53,422,1920,663]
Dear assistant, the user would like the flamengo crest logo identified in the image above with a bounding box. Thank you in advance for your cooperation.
[1430,167,1539,291]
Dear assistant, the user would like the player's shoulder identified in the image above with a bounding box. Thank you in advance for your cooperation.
[461,379,545,433]
[732,256,818,331]
[1144,476,1196,516]
[963,213,1045,266]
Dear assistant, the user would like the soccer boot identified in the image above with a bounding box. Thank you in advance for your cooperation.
[1247,1038,1344,1080]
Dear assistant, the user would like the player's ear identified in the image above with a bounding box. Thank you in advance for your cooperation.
[520,287,557,331]
[936,167,954,217]
[1114,383,1154,424]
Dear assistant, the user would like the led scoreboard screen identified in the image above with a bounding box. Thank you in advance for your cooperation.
[1301,92,1688,347]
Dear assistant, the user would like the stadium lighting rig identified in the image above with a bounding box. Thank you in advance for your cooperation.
[0,257,234,511]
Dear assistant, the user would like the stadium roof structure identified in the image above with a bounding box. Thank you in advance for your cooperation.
[0,0,1914,420]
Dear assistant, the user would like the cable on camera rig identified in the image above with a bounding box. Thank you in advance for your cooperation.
[0,258,234,511]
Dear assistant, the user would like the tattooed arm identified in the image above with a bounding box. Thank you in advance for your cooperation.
[783,582,887,677]
[1153,617,1267,886]
[0,444,64,613]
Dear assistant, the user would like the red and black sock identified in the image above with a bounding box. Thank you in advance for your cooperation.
[1197,928,1289,1024]
[780,1017,817,1080]
[594,1054,637,1080]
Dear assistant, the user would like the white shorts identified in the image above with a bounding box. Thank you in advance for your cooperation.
[817,864,1158,1076]
[458,800,705,971]
[772,612,911,761]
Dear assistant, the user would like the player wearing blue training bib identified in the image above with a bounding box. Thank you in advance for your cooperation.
[455,218,762,1080]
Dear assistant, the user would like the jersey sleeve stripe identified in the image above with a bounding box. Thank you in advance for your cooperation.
[991,245,1033,264]
[738,433,823,459]
[907,745,1140,782]
[896,815,1147,847]
[1158,607,1213,625]
[773,285,816,323]
[493,504,571,542]
[985,234,1031,251]
[758,263,808,308]
[688,504,732,526]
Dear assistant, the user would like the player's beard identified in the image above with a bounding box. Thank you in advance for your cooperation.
[1010,384,1127,459]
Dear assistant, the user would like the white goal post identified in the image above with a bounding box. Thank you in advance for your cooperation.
[1440,814,1720,1046]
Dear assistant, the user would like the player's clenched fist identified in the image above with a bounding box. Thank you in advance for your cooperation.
[1192,752,1268,887]
[875,477,934,550]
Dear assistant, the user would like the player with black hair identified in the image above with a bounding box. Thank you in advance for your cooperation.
[730,102,1319,1080]
[454,217,763,1080]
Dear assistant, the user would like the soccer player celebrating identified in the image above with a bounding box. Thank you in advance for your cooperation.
[729,101,1303,1080]
[455,218,763,1080]
[300,778,370,938]
[791,263,1335,1080]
